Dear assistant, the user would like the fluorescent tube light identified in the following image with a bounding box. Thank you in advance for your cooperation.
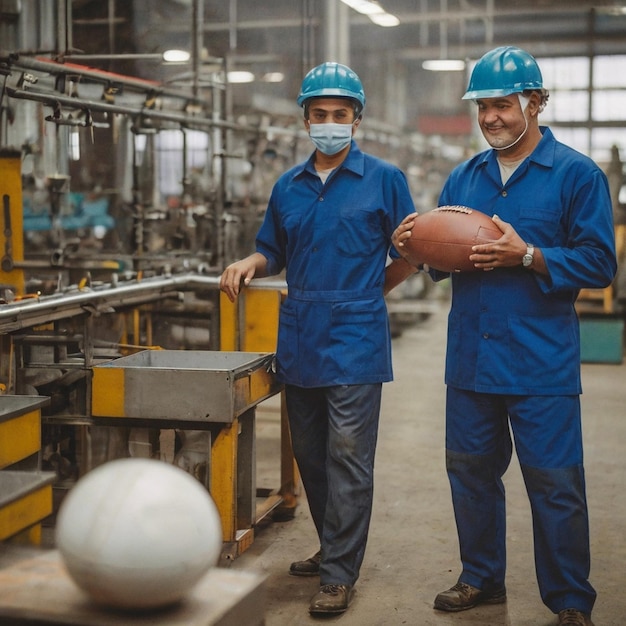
[227,70,255,83]
[341,0,382,14]
[340,0,399,26]
[422,59,466,72]
[162,49,190,63]
[262,72,285,83]
[369,13,400,26]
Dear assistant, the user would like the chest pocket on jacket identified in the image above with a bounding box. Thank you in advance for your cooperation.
[336,207,385,258]
[517,205,562,243]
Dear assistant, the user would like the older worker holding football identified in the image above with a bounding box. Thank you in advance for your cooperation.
[220,62,416,617]
[393,47,616,626]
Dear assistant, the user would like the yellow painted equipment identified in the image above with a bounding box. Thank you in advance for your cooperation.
[219,287,282,352]
[0,396,55,544]
[0,150,25,296]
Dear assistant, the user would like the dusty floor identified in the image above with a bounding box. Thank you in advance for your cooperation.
[232,296,626,626]
[7,289,622,626]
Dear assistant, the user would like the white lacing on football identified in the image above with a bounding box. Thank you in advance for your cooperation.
[433,205,473,214]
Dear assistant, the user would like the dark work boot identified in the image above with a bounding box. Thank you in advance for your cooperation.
[434,581,506,612]
[289,549,321,577]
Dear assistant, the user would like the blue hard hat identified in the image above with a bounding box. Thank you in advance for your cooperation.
[297,62,366,108]
[462,46,544,100]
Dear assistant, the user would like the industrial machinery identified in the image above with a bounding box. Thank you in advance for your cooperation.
[0,27,302,557]
[0,1,434,563]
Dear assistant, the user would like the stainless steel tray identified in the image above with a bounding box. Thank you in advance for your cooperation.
[0,396,50,424]
[0,470,56,508]
[92,350,280,423]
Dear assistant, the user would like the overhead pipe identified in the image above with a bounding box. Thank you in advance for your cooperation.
[5,85,260,134]
[0,273,286,334]
[3,54,218,106]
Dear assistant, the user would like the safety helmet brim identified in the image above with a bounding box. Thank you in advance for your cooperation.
[297,89,364,107]
[462,82,543,100]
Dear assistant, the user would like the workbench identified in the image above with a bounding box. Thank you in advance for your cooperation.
[0,547,265,626]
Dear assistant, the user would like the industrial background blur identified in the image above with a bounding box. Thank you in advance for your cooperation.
[0,2,624,625]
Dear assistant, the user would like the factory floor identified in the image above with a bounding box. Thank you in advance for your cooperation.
[232,290,626,626]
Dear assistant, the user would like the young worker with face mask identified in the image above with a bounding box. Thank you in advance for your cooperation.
[220,61,417,617]
[393,46,617,626]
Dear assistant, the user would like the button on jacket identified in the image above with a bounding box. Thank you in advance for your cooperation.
[256,141,415,387]
[437,127,617,395]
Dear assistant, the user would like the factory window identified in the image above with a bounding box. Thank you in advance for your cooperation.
[593,55,626,88]
[537,55,626,162]
[593,91,626,120]
[541,90,589,122]
[536,57,591,126]
[69,128,81,161]
[156,130,210,198]
[589,55,626,162]
[537,57,590,90]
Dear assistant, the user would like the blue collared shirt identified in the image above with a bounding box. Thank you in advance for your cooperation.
[256,141,415,387]
[438,127,617,395]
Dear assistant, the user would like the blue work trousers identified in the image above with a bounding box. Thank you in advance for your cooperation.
[445,387,596,615]
[285,383,382,587]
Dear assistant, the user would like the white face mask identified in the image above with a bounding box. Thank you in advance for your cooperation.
[308,122,353,155]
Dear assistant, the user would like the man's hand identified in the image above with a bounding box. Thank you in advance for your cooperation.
[469,214,527,271]
[219,253,268,302]
[392,212,419,260]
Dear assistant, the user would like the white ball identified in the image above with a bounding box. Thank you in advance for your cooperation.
[56,457,222,609]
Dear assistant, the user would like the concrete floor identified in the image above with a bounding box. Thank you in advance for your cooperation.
[232,294,626,626]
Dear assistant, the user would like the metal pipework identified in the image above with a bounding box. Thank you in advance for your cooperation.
[3,54,221,105]
[0,273,286,333]
[5,86,260,133]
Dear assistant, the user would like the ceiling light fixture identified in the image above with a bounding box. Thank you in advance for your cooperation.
[369,12,400,27]
[227,70,255,84]
[340,0,400,27]
[262,72,285,83]
[162,49,190,63]
[422,59,466,72]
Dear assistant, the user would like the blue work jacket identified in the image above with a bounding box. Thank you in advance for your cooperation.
[438,127,617,395]
[256,141,415,387]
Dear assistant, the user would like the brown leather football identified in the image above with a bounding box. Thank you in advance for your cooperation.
[403,205,502,272]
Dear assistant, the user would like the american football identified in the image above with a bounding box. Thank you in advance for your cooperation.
[402,205,502,272]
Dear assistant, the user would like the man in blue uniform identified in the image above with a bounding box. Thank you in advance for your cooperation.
[393,47,616,626]
[220,61,416,616]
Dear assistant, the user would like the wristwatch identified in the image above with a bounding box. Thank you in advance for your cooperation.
[522,243,534,268]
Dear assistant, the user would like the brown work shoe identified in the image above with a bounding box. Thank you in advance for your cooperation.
[289,549,321,577]
[434,581,507,612]
[309,584,354,615]
[558,608,595,625]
